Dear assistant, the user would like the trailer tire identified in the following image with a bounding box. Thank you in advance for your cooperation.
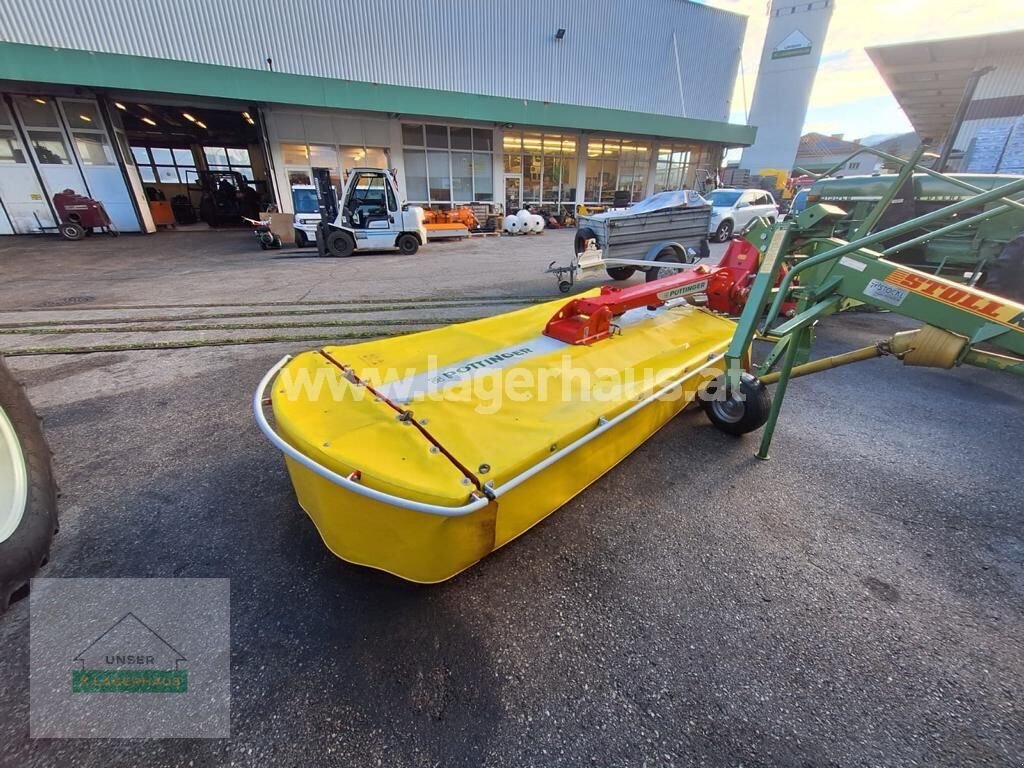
[60,222,85,241]
[325,230,355,258]
[986,236,1024,301]
[574,227,598,256]
[606,267,635,280]
[698,238,711,261]
[701,372,771,436]
[645,249,685,282]
[0,356,58,613]
[396,233,420,255]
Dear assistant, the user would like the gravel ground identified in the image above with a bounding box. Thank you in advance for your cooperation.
[0,229,1022,767]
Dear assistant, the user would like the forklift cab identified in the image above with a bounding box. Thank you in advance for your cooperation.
[322,167,426,257]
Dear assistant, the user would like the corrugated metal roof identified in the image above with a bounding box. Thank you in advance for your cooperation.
[867,28,1024,146]
[0,0,746,122]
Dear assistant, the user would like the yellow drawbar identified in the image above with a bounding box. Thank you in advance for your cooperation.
[256,292,736,582]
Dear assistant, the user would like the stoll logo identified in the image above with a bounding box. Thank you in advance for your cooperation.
[71,612,188,693]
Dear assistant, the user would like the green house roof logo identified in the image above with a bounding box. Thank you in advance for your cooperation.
[72,613,188,693]
[773,30,813,59]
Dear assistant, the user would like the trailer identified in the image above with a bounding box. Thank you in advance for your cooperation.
[546,190,712,292]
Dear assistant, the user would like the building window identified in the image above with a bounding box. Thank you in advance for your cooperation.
[13,96,72,165]
[503,132,577,209]
[204,146,253,181]
[402,123,493,203]
[280,142,388,192]
[0,102,26,164]
[131,145,198,184]
[585,138,651,204]
[60,99,115,166]
[654,146,693,192]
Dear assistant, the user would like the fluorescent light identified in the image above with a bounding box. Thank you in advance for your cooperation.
[195,121,207,129]
[114,102,127,110]
[241,111,251,119]
[33,97,46,104]
[182,112,196,122]
[78,114,92,122]
[141,117,157,126]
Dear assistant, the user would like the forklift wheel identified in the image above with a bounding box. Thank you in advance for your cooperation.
[701,372,771,436]
[295,230,308,248]
[325,230,355,258]
[396,233,419,255]
[60,223,85,241]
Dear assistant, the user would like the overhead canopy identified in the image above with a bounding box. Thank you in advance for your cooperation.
[866,29,1024,146]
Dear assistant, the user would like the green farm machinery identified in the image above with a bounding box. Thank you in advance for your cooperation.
[719,157,1024,459]
[802,146,1024,291]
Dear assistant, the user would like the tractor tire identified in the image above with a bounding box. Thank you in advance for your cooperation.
[606,266,635,281]
[986,236,1024,302]
[396,233,420,255]
[0,356,58,613]
[645,248,688,282]
[701,372,772,436]
[325,230,356,258]
[60,222,85,241]
[714,219,733,243]
[574,227,598,255]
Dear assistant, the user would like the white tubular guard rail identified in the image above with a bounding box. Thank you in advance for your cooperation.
[254,353,724,518]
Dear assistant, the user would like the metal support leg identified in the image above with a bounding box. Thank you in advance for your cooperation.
[756,326,809,460]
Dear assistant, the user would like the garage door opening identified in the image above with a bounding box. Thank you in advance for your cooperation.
[118,102,273,230]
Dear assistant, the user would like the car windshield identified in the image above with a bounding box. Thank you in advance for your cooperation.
[710,190,742,207]
[291,188,320,213]
[791,190,809,212]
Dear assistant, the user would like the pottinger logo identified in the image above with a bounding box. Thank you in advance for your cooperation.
[72,613,188,693]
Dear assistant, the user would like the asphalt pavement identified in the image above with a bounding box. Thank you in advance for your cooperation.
[0,230,1021,767]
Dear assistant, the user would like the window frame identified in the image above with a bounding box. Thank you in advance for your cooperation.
[130,144,198,184]
[401,122,494,204]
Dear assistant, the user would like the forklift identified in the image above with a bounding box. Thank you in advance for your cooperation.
[314,167,426,257]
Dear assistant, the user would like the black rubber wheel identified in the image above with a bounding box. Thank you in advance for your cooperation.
[697,238,711,261]
[645,248,686,282]
[558,280,572,294]
[700,372,772,436]
[271,234,283,249]
[0,356,58,613]
[325,230,356,258]
[606,266,636,280]
[986,236,1024,301]
[714,219,733,242]
[294,229,308,248]
[574,226,598,255]
[259,240,269,250]
[60,222,85,241]
[396,233,419,255]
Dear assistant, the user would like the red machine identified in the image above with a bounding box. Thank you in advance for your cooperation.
[544,237,795,345]
[51,189,118,240]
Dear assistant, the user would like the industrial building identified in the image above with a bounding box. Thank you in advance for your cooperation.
[868,28,1024,173]
[0,0,754,236]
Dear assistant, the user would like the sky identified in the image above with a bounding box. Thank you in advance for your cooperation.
[697,0,1018,142]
